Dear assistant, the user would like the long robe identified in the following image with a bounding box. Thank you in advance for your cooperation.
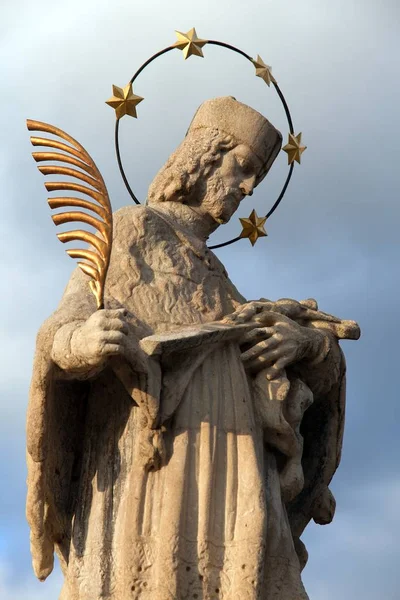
[27,204,356,599]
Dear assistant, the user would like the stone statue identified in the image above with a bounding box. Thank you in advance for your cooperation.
[27,97,360,599]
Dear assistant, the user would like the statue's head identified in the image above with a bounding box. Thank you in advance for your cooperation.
[148,97,282,225]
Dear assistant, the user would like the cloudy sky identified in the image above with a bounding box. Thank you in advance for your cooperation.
[1,0,399,598]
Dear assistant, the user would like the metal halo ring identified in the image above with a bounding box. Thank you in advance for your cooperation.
[113,39,296,250]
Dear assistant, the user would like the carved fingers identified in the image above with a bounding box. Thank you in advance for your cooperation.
[240,313,324,377]
[101,316,129,334]
[240,327,276,347]
[241,326,288,377]
[223,300,274,324]
[70,308,131,368]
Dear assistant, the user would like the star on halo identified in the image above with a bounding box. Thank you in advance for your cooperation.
[106,83,144,120]
[252,55,276,86]
[172,27,208,59]
[282,132,307,165]
[239,210,268,246]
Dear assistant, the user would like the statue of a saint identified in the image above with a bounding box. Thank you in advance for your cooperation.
[27,97,359,599]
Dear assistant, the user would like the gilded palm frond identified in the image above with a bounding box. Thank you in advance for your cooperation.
[27,120,113,309]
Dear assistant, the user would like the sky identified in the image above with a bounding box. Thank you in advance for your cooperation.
[0,0,399,598]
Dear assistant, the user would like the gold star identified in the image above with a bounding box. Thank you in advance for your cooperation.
[172,27,208,59]
[252,55,276,86]
[239,209,267,246]
[105,83,144,120]
[282,132,307,165]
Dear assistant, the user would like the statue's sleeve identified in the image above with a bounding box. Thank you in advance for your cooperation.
[26,268,97,581]
[26,207,162,582]
[286,332,347,568]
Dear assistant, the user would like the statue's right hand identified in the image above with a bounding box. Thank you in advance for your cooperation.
[70,308,129,368]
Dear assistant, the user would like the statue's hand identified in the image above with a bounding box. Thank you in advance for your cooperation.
[53,308,151,377]
[70,308,130,369]
[223,298,318,326]
[240,312,326,378]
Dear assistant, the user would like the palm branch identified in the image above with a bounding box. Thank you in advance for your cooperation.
[27,120,113,309]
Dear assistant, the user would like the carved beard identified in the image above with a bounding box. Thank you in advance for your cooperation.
[199,169,241,225]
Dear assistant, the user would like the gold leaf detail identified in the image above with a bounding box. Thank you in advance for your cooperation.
[44,182,105,204]
[27,119,113,308]
[77,262,98,280]
[33,152,97,177]
[66,249,105,272]
[30,136,89,163]
[48,198,107,221]
[51,211,108,240]
[56,230,108,260]
[38,165,102,191]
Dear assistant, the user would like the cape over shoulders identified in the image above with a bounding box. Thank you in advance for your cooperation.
[111,204,232,279]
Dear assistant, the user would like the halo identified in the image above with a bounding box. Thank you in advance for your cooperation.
[107,29,306,249]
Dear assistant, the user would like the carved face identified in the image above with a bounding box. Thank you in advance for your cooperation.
[195,144,262,225]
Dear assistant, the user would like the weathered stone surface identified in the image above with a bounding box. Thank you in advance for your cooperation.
[27,97,360,599]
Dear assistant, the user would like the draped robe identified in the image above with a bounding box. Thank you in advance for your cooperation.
[27,204,354,600]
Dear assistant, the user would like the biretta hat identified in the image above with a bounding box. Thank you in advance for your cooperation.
[187,96,282,184]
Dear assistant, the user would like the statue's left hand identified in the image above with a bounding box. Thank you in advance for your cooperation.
[240,312,326,378]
